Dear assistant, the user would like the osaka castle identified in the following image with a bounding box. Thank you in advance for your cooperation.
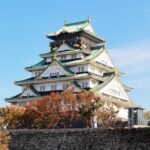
[5,18,134,119]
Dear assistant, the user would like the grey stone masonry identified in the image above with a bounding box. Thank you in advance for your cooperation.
[8,128,150,150]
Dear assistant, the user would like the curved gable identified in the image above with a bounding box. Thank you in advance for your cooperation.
[94,50,114,68]
[38,60,73,78]
[21,87,38,97]
[100,77,130,101]
[57,43,73,52]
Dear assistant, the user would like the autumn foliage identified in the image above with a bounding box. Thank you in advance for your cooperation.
[0,130,10,150]
[0,107,25,129]
[96,105,119,128]
[144,111,150,126]
[20,88,97,129]
[0,88,119,130]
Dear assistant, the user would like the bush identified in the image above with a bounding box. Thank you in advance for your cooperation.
[0,130,10,150]
[18,89,97,129]
[96,105,119,128]
[1,89,121,129]
[0,107,25,129]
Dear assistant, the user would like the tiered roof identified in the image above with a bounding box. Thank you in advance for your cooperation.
[6,18,134,108]
[25,46,105,71]
[46,18,105,43]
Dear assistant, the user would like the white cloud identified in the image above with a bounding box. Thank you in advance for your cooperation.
[109,40,150,70]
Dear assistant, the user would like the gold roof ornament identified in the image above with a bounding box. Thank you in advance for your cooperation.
[52,46,58,51]
[87,16,91,23]
[64,20,68,26]
[70,80,74,85]
[73,43,80,48]
[52,54,57,61]
[113,67,119,79]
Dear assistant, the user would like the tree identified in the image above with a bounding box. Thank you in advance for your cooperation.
[144,111,150,120]
[19,89,81,128]
[77,91,103,127]
[0,89,121,129]
[20,92,62,128]
[96,104,119,128]
[0,130,10,150]
[0,107,22,149]
[144,111,150,126]
[0,107,25,129]
[19,89,99,129]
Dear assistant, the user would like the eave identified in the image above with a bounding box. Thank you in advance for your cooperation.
[90,73,115,93]
[100,93,134,108]
[15,72,106,86]
[5,96,42,103]
[15,73,90,86]
[122,84,133,92]
[40,49,81,58]
[47,30,105,44]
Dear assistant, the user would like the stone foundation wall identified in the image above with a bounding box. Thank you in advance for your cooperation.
[9,128,150,150]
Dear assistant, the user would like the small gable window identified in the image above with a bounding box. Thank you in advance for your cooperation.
[50,72,59,77]
[78,66,84,72]
[27,93,30,97]
[81,66,84,72]
[61,55,66,60]
[51,84,57,91]
[81,82,88,88]
[63,83,69,90]
[71,54,76,59]
[40,86,45,92]
[109,89,120,95]
[55,72,59,76]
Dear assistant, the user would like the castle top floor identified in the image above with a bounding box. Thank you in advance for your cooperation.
[46,17,106,50]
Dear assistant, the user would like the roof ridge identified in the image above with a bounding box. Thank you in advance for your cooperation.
[29,85,41,96]
[65,20,88,27]
[91,73,115,92]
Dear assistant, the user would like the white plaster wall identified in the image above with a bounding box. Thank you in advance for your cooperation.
[46,58,52,62]
[69,65,88,73]
[57,43,72,52]
[88,65,103,76]
[40,62,68,77]
[100,78,129,101]
[57,53,83,61]
[33,81,75,92]
[94,51,114,68]
[45,53,84,63]
[77,79,98,88]
[77,79,90,88]
[21,87,37,97]
[32,71,42,77]
[34,83,51,91]
[89,79,99,88]
[117,108,128,120]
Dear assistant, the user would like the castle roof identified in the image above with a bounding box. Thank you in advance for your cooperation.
[46,19,105,43]
[25,46,105,71]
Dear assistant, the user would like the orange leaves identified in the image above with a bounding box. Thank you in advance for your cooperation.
[0,89,107,129]
[0,107,25,129]
[96,105,118,128]
[19,89,98,129]
[20,92,69,128]
[0,130,10,150]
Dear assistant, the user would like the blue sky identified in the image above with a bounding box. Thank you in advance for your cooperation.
[0,0,150,109]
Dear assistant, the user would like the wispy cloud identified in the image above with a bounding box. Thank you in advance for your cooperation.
[109,40,150,92]
[109,40,150,70]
